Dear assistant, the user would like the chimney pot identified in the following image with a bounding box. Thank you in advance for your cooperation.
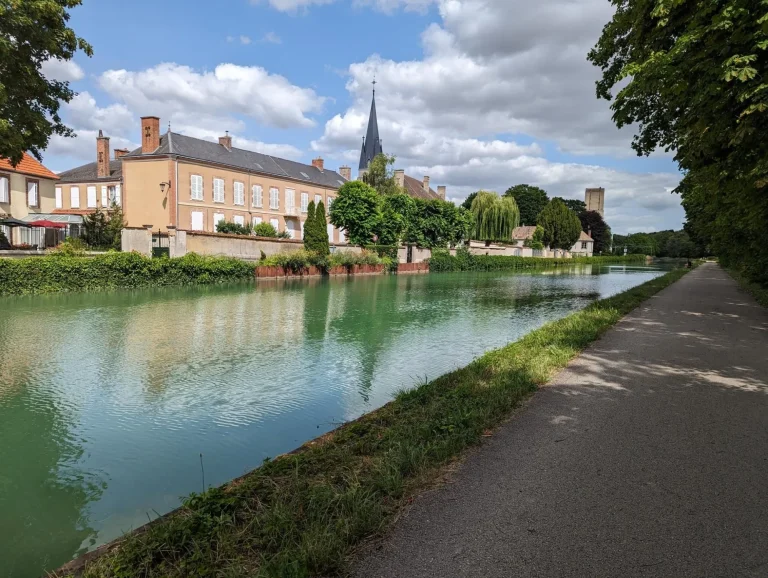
[423,176,430,193]
[114,148,129,160]
[97,131,110,178]
[339,166,352,181]
[312,157,324,171]
[437,185,446,200]
[141,116,161,154]
[219,131,232,150]
[394,169,405,188]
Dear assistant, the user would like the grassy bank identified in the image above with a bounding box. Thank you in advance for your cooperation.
[428,250,647,272]
[726,267,768,308]
[0,252,256,296]
[57,267,690,578]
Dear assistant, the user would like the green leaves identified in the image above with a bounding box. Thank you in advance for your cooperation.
[470,191,520,243]
[537,199,581,251]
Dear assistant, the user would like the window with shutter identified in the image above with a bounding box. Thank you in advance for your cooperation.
[55,187,62,208]
[269,187,279,209]
[191,175,203,200]
[252,216,262,227]
[314,193,321,206]
[300,192,308,213]
[0,175,10,204]
[270,218,279,231]
[327,224,334,242]
[115,184,121,206]
[339,228,346,243]
[213,212,225,231]
[101,186,108,207]
[285,188,295,212]
[71,187,80,208]
[233,215,245,226]
[213,178,225,203]
[27,180,39,208]
[107,186,116,205]
[252,184,263,207]
[327,197,334,214]
[234,181,245,206]
[87,186,97,208]
[191,211,204,230]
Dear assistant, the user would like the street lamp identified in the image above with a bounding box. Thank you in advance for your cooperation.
[159,181,171,195]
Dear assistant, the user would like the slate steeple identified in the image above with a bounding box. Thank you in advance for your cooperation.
[358,80,383,172]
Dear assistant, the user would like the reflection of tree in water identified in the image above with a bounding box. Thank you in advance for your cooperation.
[0,342,103,578]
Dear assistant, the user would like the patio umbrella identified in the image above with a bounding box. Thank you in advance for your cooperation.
[27,220,67,228]
[0,217,31,227]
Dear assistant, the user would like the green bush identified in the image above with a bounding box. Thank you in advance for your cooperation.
[428,251,646,273]
[0,252,256,295]
[259,249,385,272]
[50,237,87,257]
[217,221,252,235]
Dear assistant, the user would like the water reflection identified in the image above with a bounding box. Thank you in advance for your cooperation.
[0,265,669,577]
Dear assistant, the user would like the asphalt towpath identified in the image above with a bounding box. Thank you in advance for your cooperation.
[352,263,768,578]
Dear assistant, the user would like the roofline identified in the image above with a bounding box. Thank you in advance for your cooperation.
[0,168,60,180]
[123,153,344,190]
[57,176,123,184]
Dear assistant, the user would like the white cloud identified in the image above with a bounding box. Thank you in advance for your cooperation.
[249,0,335,12]
[178,126,303,160]
[240,35,252,45]
[64,92,135,135]
[47,130,137,165]
[261,32,282,44]
[99,63,324,130]
[40,58,85,82]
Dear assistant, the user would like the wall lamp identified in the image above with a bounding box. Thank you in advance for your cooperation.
[159,181,172,195]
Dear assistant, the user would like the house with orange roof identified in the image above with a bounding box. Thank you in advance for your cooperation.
[0,153,60,247]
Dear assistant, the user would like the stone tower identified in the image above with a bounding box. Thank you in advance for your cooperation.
[585,187,605,217]
[358,82,383,180]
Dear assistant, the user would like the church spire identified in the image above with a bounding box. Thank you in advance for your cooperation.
[359,80,383,172]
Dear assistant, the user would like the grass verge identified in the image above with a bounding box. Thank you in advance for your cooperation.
[726,267,768,308]
[57,267,690,578]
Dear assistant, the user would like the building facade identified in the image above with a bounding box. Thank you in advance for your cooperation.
[585,187,605,217]
[570,231,595,257]
[0,153,59,245]
[120,117,350,242]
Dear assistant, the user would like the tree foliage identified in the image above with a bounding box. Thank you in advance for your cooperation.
[461,191,477,211]
[524,225,545,250]
[579,210,611,254]
[329,181,382,246]
[588,0,768,283]
[0,0,93,165]
[610,230,704,258]
[471,191,520,243]
[82,205,125,250]
[554,197,587,215]
[537,198,582,250]
[504,184,549,225]
[361,153,402,196]
[312,201,330,255]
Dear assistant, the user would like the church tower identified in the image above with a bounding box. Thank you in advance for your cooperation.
[358,81,383,179]
[585,187,605,217]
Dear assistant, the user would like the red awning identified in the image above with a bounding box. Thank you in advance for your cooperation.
[27,220,68,229]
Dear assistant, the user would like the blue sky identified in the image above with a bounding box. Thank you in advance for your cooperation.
[42,0,685,234]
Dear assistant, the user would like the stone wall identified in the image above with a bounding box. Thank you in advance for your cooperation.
[121,227,152,256]
[396,246,432,263]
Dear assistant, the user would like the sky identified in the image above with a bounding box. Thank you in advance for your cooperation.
[39,0,686,234]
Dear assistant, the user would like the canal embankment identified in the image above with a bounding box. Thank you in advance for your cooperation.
[0,250,646,296]
[51,266,691,578]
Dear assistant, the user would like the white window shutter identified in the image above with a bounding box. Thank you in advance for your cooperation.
[87,186,97,208]
[55,187,62,208]
[191,211,204,231]
[327,224,334,242]
[71,187,80,208]
[234,215,245,226]
[115,185,122,206]
[101,186,108,207]
[27,181,37,206]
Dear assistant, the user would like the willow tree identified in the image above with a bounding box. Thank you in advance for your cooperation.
[470,191,520,243]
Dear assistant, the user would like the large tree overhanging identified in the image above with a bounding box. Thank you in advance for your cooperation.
[0,0,92,165]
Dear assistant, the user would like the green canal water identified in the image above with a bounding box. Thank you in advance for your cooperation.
[0,264,671,577]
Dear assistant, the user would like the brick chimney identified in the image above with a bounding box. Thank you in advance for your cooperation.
[311,157,324,171]
[339,166,351,181]
[423,176,430,193]
[437,185,446,200]
[114,148,129,159]
[395,169,405,188]
[97,130,110,178]
[219,131,232,150]
[141,116,160,154]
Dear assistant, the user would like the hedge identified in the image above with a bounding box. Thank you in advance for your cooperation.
[428,249,647,273]
[0,252,256,296]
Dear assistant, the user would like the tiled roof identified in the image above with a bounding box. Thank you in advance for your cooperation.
[57,158,129,183]
[579,231,594,242]
[0,153,59,180]
[511,226,538,240]
[124,132,348,190]
[403,174,442,201]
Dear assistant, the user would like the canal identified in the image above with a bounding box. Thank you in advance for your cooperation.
[0,264,670,577]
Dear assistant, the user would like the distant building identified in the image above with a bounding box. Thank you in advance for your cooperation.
[570,231,594,257]
[585,187,605,217]
[357,84,446,201]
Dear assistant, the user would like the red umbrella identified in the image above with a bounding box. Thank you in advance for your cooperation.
[28,220,67,229]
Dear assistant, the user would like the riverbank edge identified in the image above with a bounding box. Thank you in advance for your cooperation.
[1,253,647,296]
[725,267,768,308]
[51,266,692,578]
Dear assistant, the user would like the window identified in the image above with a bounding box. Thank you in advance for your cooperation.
[233,215,245,226]
[270,218,279,231]
[213,178,225,203]
[114,184,121,206]
[87,186,97,208]
[108,186,117,206]
[252,184,263,208]
[101,186,108,207]
[191,175,203,200]
[252,216,263,227]
[300,192,309,213]
[314,193,321,206]
[191,211,204,231]
[339,228,346,243]
[300,220,305,239]
[581,241,588,249]
[55,186,62,209]
[0,175,10,204]
[27,180,39,208]
[213,212,225,231]
[234,181,245,206]
[285,188,295,212]
[326,197,334,214]
[71,186,80,209]
[269,187,279,210]
[327,224,334,242]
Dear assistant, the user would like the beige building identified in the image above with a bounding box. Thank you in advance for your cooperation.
[0,153,60,246]
[570,231,595,257]
[120,117,351,242]
[585,187,605,217]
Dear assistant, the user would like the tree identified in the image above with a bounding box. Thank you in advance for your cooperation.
[461,192,477,211]
[82,205,123,249]
[524,225,545,250]
[1,0,93,166]
[303,200,317,251]
[554,197,587,215]
[579,210,610,254]
[537,198,582,250]
[361,153,402,196]
[470,191,520,243]
[588,0,768,283]
[504,184,549,225]
[313,201,330,255]
[329,181,381,246]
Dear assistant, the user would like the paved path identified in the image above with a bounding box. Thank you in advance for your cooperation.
[353,264,768,578]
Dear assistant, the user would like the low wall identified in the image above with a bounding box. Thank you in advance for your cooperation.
[121,227,152,257]
[396,246,432,263]
[397,262,429,274]
[255,264,385,279]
